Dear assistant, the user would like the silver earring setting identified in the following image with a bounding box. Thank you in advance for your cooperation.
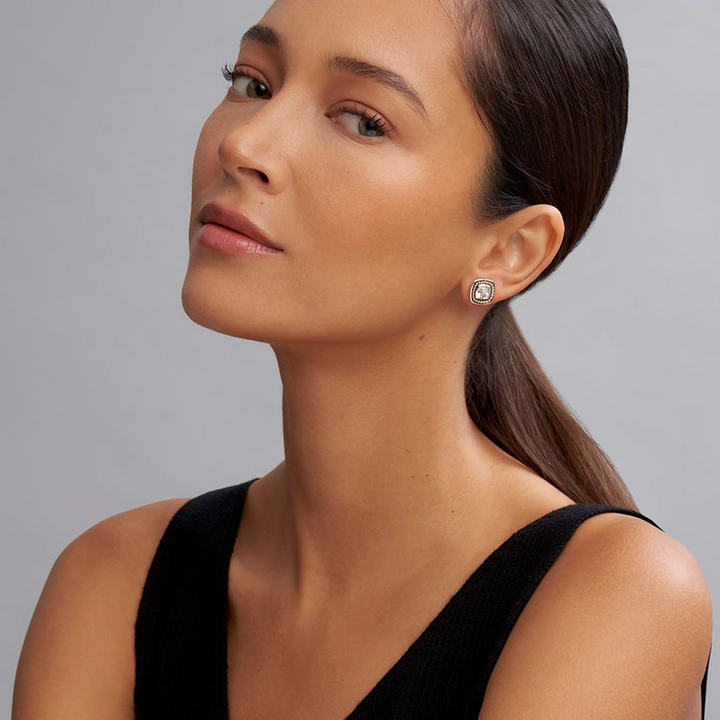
[470,278,496,305]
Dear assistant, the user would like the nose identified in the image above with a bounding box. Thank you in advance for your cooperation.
[217,101,292,194]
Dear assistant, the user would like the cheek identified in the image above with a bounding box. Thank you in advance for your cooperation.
[322,146,467,264]
[289,151,469,333]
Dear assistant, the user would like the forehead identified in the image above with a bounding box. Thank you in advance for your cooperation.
[253,0,468,123]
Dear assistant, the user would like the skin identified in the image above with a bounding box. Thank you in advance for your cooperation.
[13,0,712,717]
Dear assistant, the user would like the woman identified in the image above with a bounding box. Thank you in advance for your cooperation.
[13,0,713,716]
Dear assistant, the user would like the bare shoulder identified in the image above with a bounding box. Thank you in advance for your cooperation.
[13,495,192,719]
[479,510,713,719]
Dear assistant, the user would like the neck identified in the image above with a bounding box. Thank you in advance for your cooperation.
[252,318,515,611]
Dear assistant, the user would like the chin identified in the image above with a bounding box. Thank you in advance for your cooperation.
[181,282,219,333]
[181,268,239,336]
[180,270,284,344]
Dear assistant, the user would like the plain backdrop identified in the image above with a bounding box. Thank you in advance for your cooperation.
[2,0,718,714]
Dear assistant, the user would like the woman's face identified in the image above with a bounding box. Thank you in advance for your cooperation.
[183,0,491,347]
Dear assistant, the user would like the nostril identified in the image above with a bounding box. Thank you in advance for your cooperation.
[259,171,269,183]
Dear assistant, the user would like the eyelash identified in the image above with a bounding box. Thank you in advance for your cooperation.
[220,62,392,139]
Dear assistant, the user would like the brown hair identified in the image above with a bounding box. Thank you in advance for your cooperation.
[451,0,638,509]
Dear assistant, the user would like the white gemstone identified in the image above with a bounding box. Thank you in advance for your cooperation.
[474,284,492,301]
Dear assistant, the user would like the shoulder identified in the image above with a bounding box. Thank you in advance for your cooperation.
[479,509,713,719]
[13,495,192,719]
[66,496,194,568]
[44,495,194,615]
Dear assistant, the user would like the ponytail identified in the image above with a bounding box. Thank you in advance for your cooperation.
[466,302,638,510]
[451,0,636,508]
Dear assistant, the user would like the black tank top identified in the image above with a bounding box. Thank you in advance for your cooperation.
[134,478,711,718]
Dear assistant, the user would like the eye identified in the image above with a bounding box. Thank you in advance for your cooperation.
[334,103,392,140]
[221,63,271,100]
[220,62,393,140]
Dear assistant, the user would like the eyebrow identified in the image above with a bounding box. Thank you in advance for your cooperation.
[239,24,430,125]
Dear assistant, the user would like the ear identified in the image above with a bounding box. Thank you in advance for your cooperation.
[465,204,565,305]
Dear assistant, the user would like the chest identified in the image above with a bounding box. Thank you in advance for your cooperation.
[226,621,381,719]
[225,573,463,720]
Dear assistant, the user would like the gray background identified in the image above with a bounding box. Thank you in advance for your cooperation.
[2,0,718,714]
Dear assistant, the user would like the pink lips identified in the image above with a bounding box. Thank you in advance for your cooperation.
[197,201,284,256]
[198,223,283,256]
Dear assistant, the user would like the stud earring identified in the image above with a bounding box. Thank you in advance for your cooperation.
[469,278,496,305]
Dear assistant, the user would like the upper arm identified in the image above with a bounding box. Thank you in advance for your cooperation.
[478,513,713,720]
[12,497,190,720]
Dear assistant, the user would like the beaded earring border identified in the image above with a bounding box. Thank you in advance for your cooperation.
[469,278,496,305]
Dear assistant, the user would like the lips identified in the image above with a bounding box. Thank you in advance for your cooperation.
[199,202,283,251]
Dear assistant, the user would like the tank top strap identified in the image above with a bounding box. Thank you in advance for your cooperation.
[133,478,256,719]
[460,502,707,717]
[351,503,667,719]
